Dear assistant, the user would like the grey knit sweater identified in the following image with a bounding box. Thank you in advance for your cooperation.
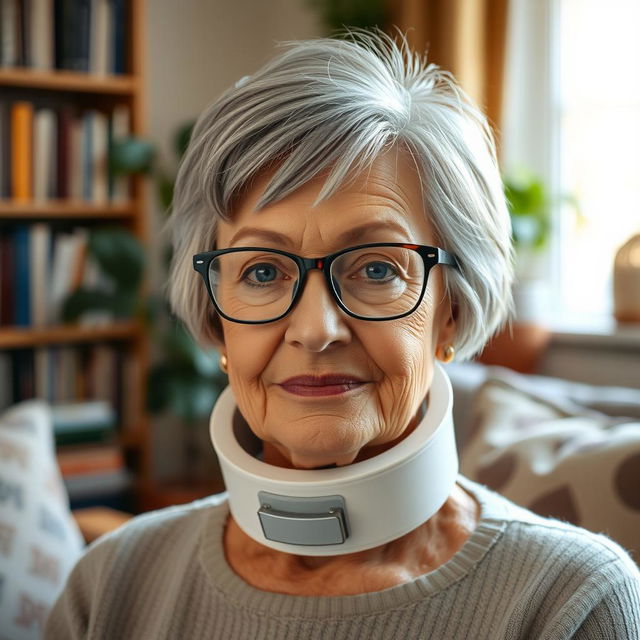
[45,475,640,639]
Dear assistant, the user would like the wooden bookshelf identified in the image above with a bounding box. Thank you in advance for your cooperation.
[0,322,142,349]
[0,67,139,95]
[0,201,136,219]
[0,0,154,511]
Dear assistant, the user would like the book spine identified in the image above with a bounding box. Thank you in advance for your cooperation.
[92,110,108,203]
[82,111,92,200]
[1,0,19,67]
[0,99,11,199]
[110,0,126,74]
[11,101,34,202]
[56,105,73,199]
[0,352,13,411]
[0,229,14,326]
[13,224,31,326]
[75,0,91,71]
[89,0,110,75]
[109,104,130,202]
[33,107,57,202]
[30,0,55,70]
[29,222,50,327]
[15,0,27,67]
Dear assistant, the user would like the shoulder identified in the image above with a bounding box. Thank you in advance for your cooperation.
[45,494,229,637]
[459,477,640,635]
[460,475,639,582]
[70,492,229,583]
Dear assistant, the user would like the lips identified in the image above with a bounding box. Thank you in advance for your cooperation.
[279,375,367,397]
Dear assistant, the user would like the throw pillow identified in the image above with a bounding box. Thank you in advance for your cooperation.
[460,375,640,563]
[0,401,84,640]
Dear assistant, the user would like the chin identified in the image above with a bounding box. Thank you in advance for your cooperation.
[287,448,360,469]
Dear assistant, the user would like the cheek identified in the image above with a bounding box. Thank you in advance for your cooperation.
[222,323,280,432]
[362,299,436,424]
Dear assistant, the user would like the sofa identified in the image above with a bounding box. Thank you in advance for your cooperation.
[1,361,639,639]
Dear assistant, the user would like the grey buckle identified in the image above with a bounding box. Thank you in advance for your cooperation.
[257,492,349,546]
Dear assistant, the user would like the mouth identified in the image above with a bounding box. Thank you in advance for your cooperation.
[278,375,367,397]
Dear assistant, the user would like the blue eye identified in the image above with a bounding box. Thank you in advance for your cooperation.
[364,262,395,280]
[245,263,278,284]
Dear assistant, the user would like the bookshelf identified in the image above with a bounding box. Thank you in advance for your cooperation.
[0,0,155,511]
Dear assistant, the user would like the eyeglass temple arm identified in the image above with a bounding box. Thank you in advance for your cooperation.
[437,248,459,269]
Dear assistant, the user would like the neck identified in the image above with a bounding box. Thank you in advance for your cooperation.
[223,482,480,596]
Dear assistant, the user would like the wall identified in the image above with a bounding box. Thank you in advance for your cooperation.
[144,0,323,482]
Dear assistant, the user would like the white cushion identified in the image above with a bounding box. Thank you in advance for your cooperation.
[0,401,84,640]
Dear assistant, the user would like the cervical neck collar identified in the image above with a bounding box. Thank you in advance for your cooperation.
[210,361,458,556]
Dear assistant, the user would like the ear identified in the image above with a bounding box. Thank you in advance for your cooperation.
[434,298,458,354]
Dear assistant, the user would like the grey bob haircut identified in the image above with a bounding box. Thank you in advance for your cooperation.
[167,30,514,361]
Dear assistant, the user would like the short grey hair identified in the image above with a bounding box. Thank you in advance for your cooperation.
[167,30,514,361]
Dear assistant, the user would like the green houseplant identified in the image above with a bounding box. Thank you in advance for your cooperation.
[502,169,552,321]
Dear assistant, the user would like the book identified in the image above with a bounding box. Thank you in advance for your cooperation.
[0,352,13,411]
[52,399,117,445]
[110,0,126,74]
[91,110,109,203]
[48,227,88,324]
[33,346,52,402]
[0,100,11,199]
[11,101,34,202]
[90,0,110,75]
[11,349,35,403]
[34,107,58,201]
[56,105,74,200]
[29,222,51,326]
[0,229,14,325]
[0,0,19,68]
[30,0,55,70]
[54,0,91,72]
[69,110,83,200]
[65,468,132,510]
[108,104,130,202]
[57,442,125,476]
[13,224,31,326]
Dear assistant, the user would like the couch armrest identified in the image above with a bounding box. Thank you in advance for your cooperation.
[72,506,133,543]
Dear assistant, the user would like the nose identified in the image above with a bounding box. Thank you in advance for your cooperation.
[284,270,351,352]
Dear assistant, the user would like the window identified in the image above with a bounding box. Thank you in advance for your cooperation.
[502,0,640,328]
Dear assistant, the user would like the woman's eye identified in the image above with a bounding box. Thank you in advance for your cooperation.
[243,263,280,284]
[361,261,397,281]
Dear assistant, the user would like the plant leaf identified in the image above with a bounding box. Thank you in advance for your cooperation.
[88,229,145,290]
[110,137,155,175]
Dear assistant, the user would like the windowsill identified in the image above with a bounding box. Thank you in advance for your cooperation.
[539,313,640,349]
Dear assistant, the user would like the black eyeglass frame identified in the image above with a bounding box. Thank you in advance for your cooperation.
[193,242,459,324]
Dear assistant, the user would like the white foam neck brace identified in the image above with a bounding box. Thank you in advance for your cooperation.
[210,361,458,556]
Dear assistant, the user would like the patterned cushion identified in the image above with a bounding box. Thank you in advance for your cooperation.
[0,401,84,639]
[460,373,640,564]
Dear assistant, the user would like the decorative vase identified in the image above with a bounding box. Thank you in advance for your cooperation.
[613,233,640,323]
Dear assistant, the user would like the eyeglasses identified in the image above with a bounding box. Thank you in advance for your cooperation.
[193,242,458,324]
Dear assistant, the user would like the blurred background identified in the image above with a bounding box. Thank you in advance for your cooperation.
[0,0,638,517]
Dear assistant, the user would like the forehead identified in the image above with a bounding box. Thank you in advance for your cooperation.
[217,148,434,250]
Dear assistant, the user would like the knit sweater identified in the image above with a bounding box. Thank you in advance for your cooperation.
[44,475,640,639]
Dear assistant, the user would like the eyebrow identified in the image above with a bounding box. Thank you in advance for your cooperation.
[228,220,413,249]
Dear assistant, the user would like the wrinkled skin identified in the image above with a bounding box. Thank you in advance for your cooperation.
[215,148,480,595]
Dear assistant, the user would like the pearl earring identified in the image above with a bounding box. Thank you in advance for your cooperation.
[440,345,455,363]
[219,354,228,374]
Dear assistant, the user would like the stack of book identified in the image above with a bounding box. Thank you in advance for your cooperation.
[53,400,133,510]
[0,224,114,327]
[0,100,131,204]
[0,0,128,75]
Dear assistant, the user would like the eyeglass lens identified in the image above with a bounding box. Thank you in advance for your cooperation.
[208,247,427,322]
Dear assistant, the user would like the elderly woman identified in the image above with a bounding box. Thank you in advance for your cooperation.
[46,32,640,639]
